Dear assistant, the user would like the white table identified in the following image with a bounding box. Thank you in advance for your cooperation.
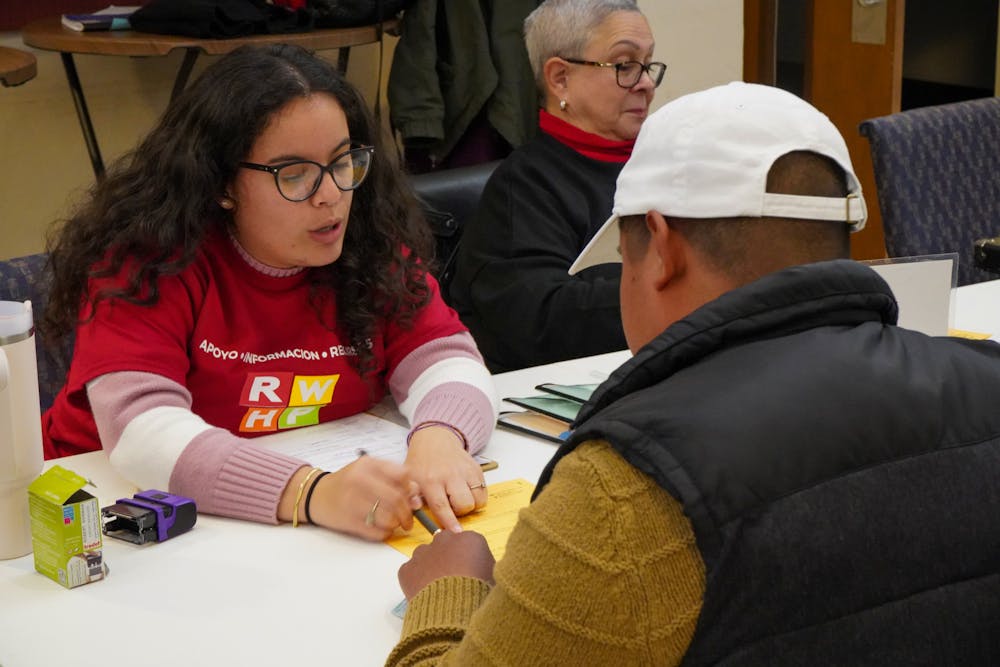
[3,278,998,666]
[0,350,631,667]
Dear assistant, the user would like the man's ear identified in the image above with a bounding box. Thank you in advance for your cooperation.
[542,57,569,101]
[646,211,684,291]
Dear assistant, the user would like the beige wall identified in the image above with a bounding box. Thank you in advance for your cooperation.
[0,3,742,260]
[0,32,396,260]
[643,0,743,110]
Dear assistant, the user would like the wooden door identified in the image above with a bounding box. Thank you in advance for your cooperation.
[745,0,906,260]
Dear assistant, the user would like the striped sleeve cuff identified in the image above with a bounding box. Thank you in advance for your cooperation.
[170,432,306,524]
[411,382,496,455]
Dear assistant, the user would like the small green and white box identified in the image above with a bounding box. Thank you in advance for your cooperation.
[28,465,105,588]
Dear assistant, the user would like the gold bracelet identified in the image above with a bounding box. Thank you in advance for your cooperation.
[291,467,322,528]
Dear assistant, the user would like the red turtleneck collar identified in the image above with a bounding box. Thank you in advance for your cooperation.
[538,109,635,163]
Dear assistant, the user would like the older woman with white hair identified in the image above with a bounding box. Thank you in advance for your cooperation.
[450,0,664,372]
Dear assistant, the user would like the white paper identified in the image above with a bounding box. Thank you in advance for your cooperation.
[253,410,494,471]
[866,256,955,336]
[86,5,141,16]
[254,412,410,472]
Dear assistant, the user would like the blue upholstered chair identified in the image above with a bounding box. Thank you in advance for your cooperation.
[859,97,1000,286]
[0,252,73,412]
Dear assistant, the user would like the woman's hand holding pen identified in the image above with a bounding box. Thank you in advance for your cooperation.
[398,530,496,600]
[305,456,422,541]
[405,425,489,533]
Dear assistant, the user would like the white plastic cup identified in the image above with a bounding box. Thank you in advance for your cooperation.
[0,300,44,560]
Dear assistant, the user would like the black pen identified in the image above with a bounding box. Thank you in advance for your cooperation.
[413,508,441,535]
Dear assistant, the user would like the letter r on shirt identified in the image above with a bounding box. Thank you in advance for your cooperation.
[241,372,294,407]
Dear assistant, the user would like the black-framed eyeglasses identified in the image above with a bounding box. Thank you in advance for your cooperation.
[563,58,667,89]
[239,145,375,202]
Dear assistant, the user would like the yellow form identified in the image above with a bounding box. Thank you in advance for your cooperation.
[385,478,535,559]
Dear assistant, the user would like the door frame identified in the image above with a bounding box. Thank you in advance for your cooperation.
[744,0,905,260]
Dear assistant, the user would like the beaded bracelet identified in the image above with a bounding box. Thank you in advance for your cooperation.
[304,471,330,526]
[291,467,322,528]
[406,420,468,451]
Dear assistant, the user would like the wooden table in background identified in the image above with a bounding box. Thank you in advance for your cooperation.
[21,16,397,178]
[0,46,37,86]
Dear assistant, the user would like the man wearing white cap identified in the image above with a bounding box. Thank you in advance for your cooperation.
[386,82,1000,666]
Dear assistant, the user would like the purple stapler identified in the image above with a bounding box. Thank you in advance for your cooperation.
[101,490,197,544]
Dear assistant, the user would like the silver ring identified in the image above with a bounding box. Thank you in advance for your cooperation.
[365,497,380,527]
[468,482,486,490]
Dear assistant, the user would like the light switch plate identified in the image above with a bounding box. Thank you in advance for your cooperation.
[852,0,887,45]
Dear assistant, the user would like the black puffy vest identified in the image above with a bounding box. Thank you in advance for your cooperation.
[537,261,1000,665]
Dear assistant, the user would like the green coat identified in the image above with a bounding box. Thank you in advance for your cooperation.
[388,0,539,164]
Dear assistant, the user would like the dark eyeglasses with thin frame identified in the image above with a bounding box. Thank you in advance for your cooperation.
[239,145,375,202]
[562,58,667,89]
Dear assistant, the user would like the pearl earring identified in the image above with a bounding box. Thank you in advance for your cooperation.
[219,197,235,210]
[559,99,567,111]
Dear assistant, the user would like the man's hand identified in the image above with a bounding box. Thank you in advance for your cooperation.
[398,530,496,600]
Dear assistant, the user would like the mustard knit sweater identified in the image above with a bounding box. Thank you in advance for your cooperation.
[385,440,707,666]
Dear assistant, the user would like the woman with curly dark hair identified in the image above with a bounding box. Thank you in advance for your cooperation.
[41,44,496,539]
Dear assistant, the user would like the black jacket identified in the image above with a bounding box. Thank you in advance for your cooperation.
[538,260,1000,665]
[450,132,626,372]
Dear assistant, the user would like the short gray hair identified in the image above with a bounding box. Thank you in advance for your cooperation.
[524,0,642,99]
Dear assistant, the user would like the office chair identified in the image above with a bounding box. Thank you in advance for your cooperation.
[859,96,1000,286]
[0,252,73,412]
[409,160,501,303]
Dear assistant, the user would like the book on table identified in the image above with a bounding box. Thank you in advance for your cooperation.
[534,382,599,402]
[503,394,583,422]
[497,383,598,443]
[496,410,570,444]
[61,5,141,32]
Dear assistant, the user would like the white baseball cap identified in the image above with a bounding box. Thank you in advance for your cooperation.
[569,81,867,275]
